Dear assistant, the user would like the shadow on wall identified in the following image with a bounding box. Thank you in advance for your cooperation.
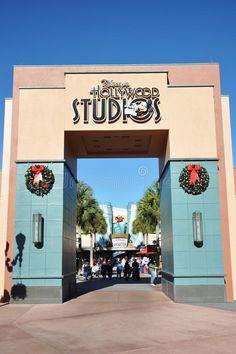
[11,283,27,300]
[0,289,10,303]
[0,285,27,302]
[2,233,27,302]
[5,233,26,271]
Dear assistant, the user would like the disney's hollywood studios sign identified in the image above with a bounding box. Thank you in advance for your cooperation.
[72,80,161,124]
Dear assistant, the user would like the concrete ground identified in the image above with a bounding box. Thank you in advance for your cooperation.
[1,276,236,354]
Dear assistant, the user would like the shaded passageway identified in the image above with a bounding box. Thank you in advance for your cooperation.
[76,273,152,296]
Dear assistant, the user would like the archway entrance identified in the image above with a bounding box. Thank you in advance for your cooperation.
[1,64,235,303]
[76,156,160,273]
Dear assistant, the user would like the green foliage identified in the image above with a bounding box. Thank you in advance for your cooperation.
[77,180,107,235]
[132,217,150,235]
[132,180,160,235]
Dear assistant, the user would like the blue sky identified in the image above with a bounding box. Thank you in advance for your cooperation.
[0,0,236,207]
[77,158,159,207]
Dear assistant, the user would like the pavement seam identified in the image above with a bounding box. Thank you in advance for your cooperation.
[10,305,36,325]
[13,321,66,354]
[15,303,157,324]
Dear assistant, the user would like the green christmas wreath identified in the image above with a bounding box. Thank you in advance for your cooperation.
[25,165,55,196]
[179,164,209,195]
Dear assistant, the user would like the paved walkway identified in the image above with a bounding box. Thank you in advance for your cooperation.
[1,277,236,353]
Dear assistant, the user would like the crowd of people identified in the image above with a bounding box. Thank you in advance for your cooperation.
[80,256,162,286]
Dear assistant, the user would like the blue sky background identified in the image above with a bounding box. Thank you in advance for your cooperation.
[0,0,236,207]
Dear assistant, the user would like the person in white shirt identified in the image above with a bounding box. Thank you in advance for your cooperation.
[141,256,150,273]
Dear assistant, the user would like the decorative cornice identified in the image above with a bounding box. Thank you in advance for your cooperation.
[168,84,214,88]
[64,70,169,74]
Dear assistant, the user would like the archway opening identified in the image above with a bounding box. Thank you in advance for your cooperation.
[64,129,168,281]
[76,157,160,286]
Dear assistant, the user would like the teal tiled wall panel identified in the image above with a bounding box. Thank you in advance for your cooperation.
[160,165,174,274]
[12,162,76,288]
[62,167,77,275]
[160,160,224,286]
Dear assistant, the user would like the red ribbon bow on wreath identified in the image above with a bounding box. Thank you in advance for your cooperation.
[32,165,44,185]
[187,165,201,185]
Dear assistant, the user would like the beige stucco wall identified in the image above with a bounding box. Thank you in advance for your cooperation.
[221,96,236,298]
[234,168,236,194]
[0,99,13,300]
[17,89,65,161]
[17,72,217,162]
[0,171,2,197]
[167,86,217,159]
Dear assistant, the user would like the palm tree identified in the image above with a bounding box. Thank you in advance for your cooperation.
[140,181,160,238]
[77,180,96,236]
[132,217,150,246]
[76,181,107,266]
[132,181,160,245]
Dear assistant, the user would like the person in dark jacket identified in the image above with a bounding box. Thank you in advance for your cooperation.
[106,259,113,279]
[101,260,107,279]
[123,260,131,281]
[132,258,140,280]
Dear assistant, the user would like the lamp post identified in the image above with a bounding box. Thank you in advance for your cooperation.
[192,211,203,248]
[32,213,43,246]
[90,233,94,267]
